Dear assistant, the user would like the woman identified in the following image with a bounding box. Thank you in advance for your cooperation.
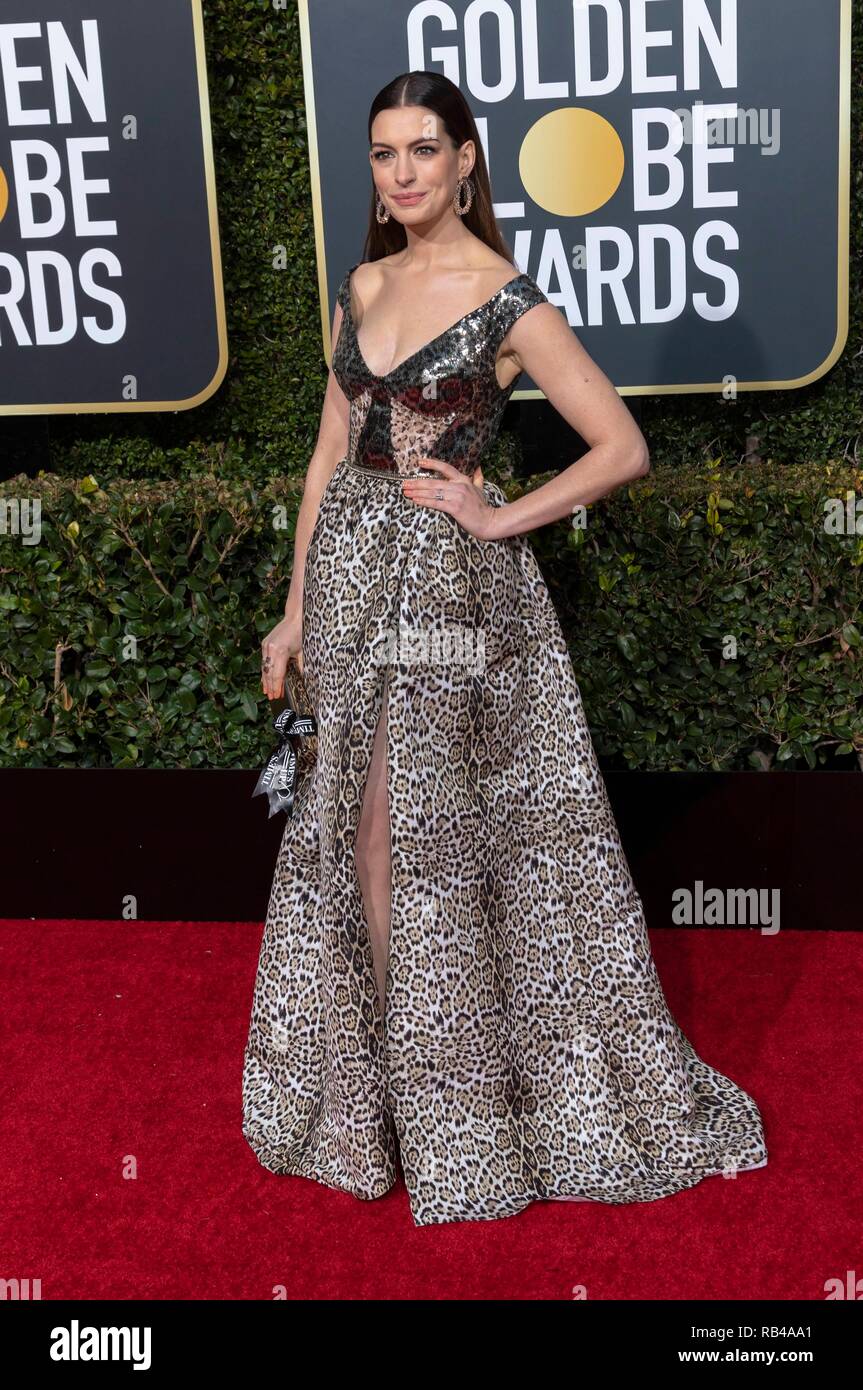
[243,71,767,1227]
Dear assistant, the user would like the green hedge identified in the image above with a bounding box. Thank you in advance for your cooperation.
[2,3,861,773]
[0,460,859,771]
[29,0,863,485]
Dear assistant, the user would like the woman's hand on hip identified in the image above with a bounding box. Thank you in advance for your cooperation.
[401,458,499,540]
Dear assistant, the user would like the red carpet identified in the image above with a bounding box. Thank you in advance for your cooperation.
[0,919,858,1300]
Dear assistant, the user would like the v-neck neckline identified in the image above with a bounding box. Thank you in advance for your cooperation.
[344,264,529,382]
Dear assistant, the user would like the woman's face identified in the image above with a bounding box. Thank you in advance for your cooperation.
[369,105,473,225]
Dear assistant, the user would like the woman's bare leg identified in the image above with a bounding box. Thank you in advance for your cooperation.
[354,680,392,1019]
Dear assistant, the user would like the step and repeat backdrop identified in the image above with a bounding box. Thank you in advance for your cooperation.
[0,0,226,416]
[301,0,851,397]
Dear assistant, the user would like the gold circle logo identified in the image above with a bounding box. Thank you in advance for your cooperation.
[520,109,625,216]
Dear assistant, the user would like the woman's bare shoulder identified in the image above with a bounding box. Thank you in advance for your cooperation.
[351,254,399,284]
[348,257,395,310]
[473,250,519,277]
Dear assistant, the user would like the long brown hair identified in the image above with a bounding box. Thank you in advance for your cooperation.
[362,71,513,265]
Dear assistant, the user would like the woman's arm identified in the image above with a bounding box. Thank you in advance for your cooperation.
[260,299,350,699]
[483,300,650,540]
[282,300,351,620]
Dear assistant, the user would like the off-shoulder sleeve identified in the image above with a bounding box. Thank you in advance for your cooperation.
[495,273,549,342]
[336,263,360,316]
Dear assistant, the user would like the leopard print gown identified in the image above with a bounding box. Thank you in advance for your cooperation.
[242,263,768,1226]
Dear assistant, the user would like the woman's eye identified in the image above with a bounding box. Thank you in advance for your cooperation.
[371,147,437,161]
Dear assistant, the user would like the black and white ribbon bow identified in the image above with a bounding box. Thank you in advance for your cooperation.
[252,704,317,818]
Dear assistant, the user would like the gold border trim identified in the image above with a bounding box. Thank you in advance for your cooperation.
[303,0,852,400]
[0,0,228,416]
[298,0,331,370]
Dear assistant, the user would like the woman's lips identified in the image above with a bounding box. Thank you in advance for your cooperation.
[392,192,426,205]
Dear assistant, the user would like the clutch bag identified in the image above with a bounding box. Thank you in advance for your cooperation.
[252,658,318,818]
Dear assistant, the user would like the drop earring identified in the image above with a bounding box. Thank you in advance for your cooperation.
[453,176,474,217]
[375,192,390,224]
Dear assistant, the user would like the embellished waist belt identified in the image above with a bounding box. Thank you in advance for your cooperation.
[344,460,427,482]
[344,458,473,482]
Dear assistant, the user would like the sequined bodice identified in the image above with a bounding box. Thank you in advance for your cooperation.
[331,262,548,478]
